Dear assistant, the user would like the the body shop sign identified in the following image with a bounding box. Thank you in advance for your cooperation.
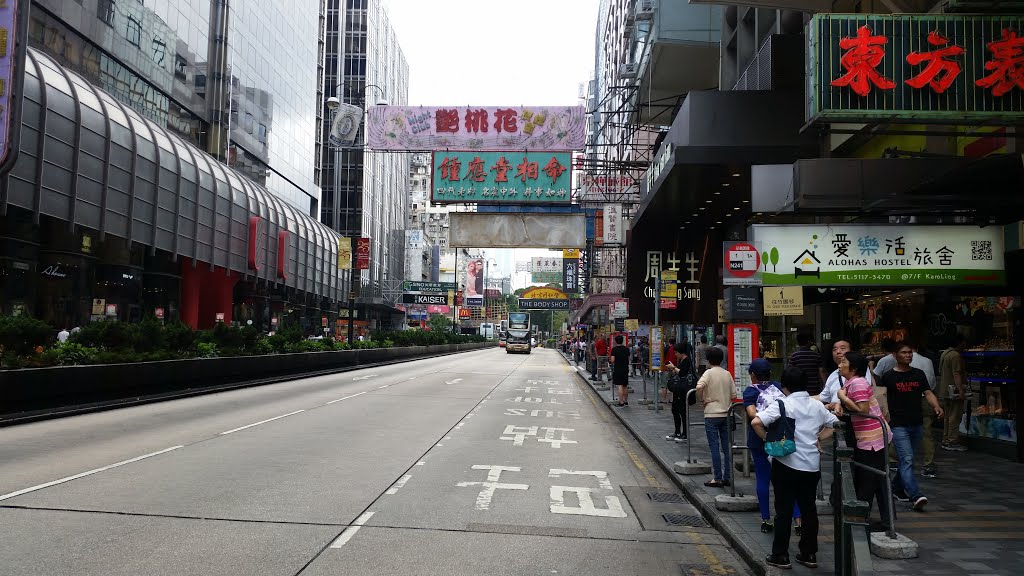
[431,151,571,205]
[0,0,18,164]
[748,224,1005,286]
[808,14,1024,124]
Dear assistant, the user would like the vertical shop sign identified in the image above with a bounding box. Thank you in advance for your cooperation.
[338,237,352,269]
[277,231,289,279]
[563,257,578,293]
[603,204,622,245]
[356,237,371,270]
[0,0,20,166]
[594,209,604,247]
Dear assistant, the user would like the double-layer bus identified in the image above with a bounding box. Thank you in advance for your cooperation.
[505,312,532,354]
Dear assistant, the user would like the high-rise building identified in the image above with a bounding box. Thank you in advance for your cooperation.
[2,1,344,330]
[320,0,410,311]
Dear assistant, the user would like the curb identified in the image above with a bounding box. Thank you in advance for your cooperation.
[563,354,769,576]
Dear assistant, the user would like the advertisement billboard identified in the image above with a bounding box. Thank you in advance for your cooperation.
[431,151,571,205]
[356,237,371,270]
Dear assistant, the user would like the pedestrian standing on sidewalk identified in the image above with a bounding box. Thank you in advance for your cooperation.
[752,367,840,570]
[743,358,802,534]
[665,342,695,442]
[696,346,733,488]
[662,338,677,404]
[610,335,631,407]
[789,333,827,397]
[714,335,729,372]
[695,334,710,378]
[880,341,944,511]
[836,352,894,533]
[938,334,968,452]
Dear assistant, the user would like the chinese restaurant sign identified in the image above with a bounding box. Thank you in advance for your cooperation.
[808,14,1024,124]
[366,105,586,151]
[531,256,563,283]
[431,151,571,205]
[0,0,18,164]
[748,224,1005,286]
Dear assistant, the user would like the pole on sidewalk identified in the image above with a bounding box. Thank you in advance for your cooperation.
[653,275,660,412]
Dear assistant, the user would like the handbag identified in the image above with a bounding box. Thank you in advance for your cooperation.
[764,399,797,457]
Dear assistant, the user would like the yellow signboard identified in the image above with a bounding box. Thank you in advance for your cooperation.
[338,237,352,269]
[563,249,580,259]
[521,286,568,299]
[624,319,639,331]
[763,286,804,316]
[717,299,726,323]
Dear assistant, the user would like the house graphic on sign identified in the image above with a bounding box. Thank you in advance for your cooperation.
[793,249,821,278]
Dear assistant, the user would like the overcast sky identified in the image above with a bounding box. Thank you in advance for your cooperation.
[383,0,599,288]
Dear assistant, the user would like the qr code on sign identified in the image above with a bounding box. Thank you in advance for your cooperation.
[971,240,993,261]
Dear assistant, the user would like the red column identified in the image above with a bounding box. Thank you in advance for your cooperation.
[180,258,202,330]
[212,268,239,326]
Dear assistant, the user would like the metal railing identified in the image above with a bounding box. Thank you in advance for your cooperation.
[845,410,897,540]
[724,401,752,497]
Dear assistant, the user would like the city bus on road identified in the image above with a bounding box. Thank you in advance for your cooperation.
[505,312,532,353]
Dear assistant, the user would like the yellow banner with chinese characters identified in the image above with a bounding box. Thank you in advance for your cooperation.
[763,286,804,316]
[338,237,352,269]
[563,249,580,259]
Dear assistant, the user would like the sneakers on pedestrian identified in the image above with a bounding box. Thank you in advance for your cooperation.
[666,433,681,441]
[913,496,928,511]
[951,443,968,452]
[795,553,818,568]
[922,466,937,478]
[893,491,910,502]
[941,441,956,451]
[764,554,792,569]
[760,519,774,533]
[673,435,687,443]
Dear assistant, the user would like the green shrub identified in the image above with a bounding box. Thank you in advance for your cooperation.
[196,342,219,358]
[253,338,274,356]
[41,342,97,366]
[163,321,196,353]
[70,320,133,350]
[0,315,54,356]
[132,316,166,352]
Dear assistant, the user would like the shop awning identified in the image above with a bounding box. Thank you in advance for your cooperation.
[569,293,621,326]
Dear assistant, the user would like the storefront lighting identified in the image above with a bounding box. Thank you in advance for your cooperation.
[699,207,706,211]
[713,191,721,195]
[715,221,722,224]
[733,207,740,210]
[742,200,749,203]
[705,199,712,203]
[731,173,740,177]
[830,301,839,304]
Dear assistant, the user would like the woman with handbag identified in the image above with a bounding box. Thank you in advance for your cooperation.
[665,342,695,442]
[752,367,840,570]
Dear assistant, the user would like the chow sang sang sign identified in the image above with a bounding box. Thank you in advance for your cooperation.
[808,14,1024,123]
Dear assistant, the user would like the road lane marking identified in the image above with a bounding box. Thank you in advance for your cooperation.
[377,384,390,389]
[385,474,413,495]
[0,446,183,502]
[445,378,463,385]
[618,436,661,487]
[220,410,305,435]
[325,391,368,405]
[688,532,734,574]
[415,461,426,466]
[329,511,375,548]
[351,374,377,381]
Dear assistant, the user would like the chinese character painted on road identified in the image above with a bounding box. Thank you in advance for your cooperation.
[645,251,662,283]
[831,26,897,97]
[914,247,933,265]
[465,156,486,182]
[858,235,880,256]
[976,29,1024,97]
[436,108,459,133]
[464,109,489,133]
[490,156,511,183]
[936,246,954,266]
[455,465,529,511]
[886,236,906,256]
[543,157,566,184]
[905,31,963,94]
[684,252,700,284]
[515,157,539,183]
[494,108,518,133]
[439,157,461,181]
[833,233,852,258]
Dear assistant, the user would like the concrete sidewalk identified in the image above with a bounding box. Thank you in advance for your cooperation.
[563,352,1024,576]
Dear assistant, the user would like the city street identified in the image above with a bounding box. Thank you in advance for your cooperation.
[0,348,748,576]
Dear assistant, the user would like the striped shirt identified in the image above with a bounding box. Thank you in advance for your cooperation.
[789,347,824,396]
[846,376,886,451]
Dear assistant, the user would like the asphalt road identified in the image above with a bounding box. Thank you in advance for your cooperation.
[0,348,749,576]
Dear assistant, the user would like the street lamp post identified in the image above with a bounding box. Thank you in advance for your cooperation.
[325,82,387,343]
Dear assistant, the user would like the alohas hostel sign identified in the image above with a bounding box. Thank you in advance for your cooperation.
[808,14,1024,123]
[749,225,1005,286]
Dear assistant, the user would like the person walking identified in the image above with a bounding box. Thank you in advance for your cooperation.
[665,342,695,442]
[610,335,631,407]
[743,358,802,534]
[938,334,968,451]
[836,351,894,533]
[880,341,944,511]
[752,367,840,570]
[696,346,734,488]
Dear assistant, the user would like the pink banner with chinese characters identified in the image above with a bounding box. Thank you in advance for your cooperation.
[366,106,586,151]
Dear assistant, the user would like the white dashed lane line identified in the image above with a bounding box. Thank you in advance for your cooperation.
[220,410,305,435]
[325,391,368,405]
[385,474,412,495]
[329,511,375,548]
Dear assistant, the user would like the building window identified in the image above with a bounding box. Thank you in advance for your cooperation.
[126,16,141,47]
[174,53,187,80]
[152,38,166,65]
[97,0,115,27]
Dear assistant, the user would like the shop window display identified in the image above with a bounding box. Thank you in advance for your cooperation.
[959,297,1017,444]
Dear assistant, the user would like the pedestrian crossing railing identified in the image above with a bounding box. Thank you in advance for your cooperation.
[827,420,881,576]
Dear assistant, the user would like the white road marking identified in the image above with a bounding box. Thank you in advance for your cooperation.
[377,384,390,389]
[329,511,375,548]
[351,374,377,381]
[385,474,412,495]
[500,425,538,446]
[220,410,305,435]
[550,486,627,518]
[445,378,463,385]
[539,427,577,448]
[326,391,368,404]
[456,465,529,510]
[407,376,417,381]
[549,469,613,490]
[0,446,183,502]
[415,461,426,466]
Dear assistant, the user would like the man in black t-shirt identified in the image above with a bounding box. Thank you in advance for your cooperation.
[880,341,944,511]
[610,335,631,407]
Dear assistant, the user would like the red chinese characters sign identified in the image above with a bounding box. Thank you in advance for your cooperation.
[356,237,370,271]
[809,15,1024,124]
[365,106,586,151]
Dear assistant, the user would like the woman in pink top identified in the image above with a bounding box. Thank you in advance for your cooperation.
[837,351,893,532]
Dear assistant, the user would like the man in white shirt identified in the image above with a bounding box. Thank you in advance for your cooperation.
[752,366,839,570]
[57,328,70,343]
[818,340,874,415]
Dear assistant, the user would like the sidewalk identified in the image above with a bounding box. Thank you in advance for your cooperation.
[563,353,1024,576]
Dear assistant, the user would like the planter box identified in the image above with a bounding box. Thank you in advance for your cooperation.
[1,343,493,416]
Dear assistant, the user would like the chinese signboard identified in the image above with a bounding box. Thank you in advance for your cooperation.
[356,237,371,271]
[579,174,638,199]
[603,204,622,245]
[430,151,571,205]
[594,210,604,247]
[748,224,1005,286]
[0,0,17,165]
[366,105,586,151]
[563,257,578,293]
[521,286,568,300]
[808,14,1024,124]
[723,241,762,286]
[611,299,629,319]
[531,256,563,284]
[763,286,804,316]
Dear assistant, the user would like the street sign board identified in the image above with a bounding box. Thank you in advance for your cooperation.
[518,299,570,310]
[402,293,449,305]
[723,241,762,286]
[405,281,457,293]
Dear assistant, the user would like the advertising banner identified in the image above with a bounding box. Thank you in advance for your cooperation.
[650,326,663,372]
[338,237,352,269]
[366,105,586,151]
[749,224,1005,286]
[405,281,456,293]
[602,204,622,245]
[402,293,448,305]
[519,299,570,310]
[723,286,762,321]
[563,249,580,259]
[426,304,450,314]
[464,255,485,298]
[808,14,1024,124]
[431,151,571,205]
[594,209,604,247]
[356,237,370,270]
[611,299,629,319]
[0,0,18,164]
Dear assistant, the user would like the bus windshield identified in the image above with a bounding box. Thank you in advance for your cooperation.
[508,313,529,330]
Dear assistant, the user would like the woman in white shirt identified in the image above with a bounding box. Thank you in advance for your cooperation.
[752,366,839,570]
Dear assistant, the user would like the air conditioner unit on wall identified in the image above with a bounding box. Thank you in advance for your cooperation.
[635,0,654,20]
[618,63,637,79]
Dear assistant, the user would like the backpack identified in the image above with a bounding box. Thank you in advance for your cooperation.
[764,400,797,457]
